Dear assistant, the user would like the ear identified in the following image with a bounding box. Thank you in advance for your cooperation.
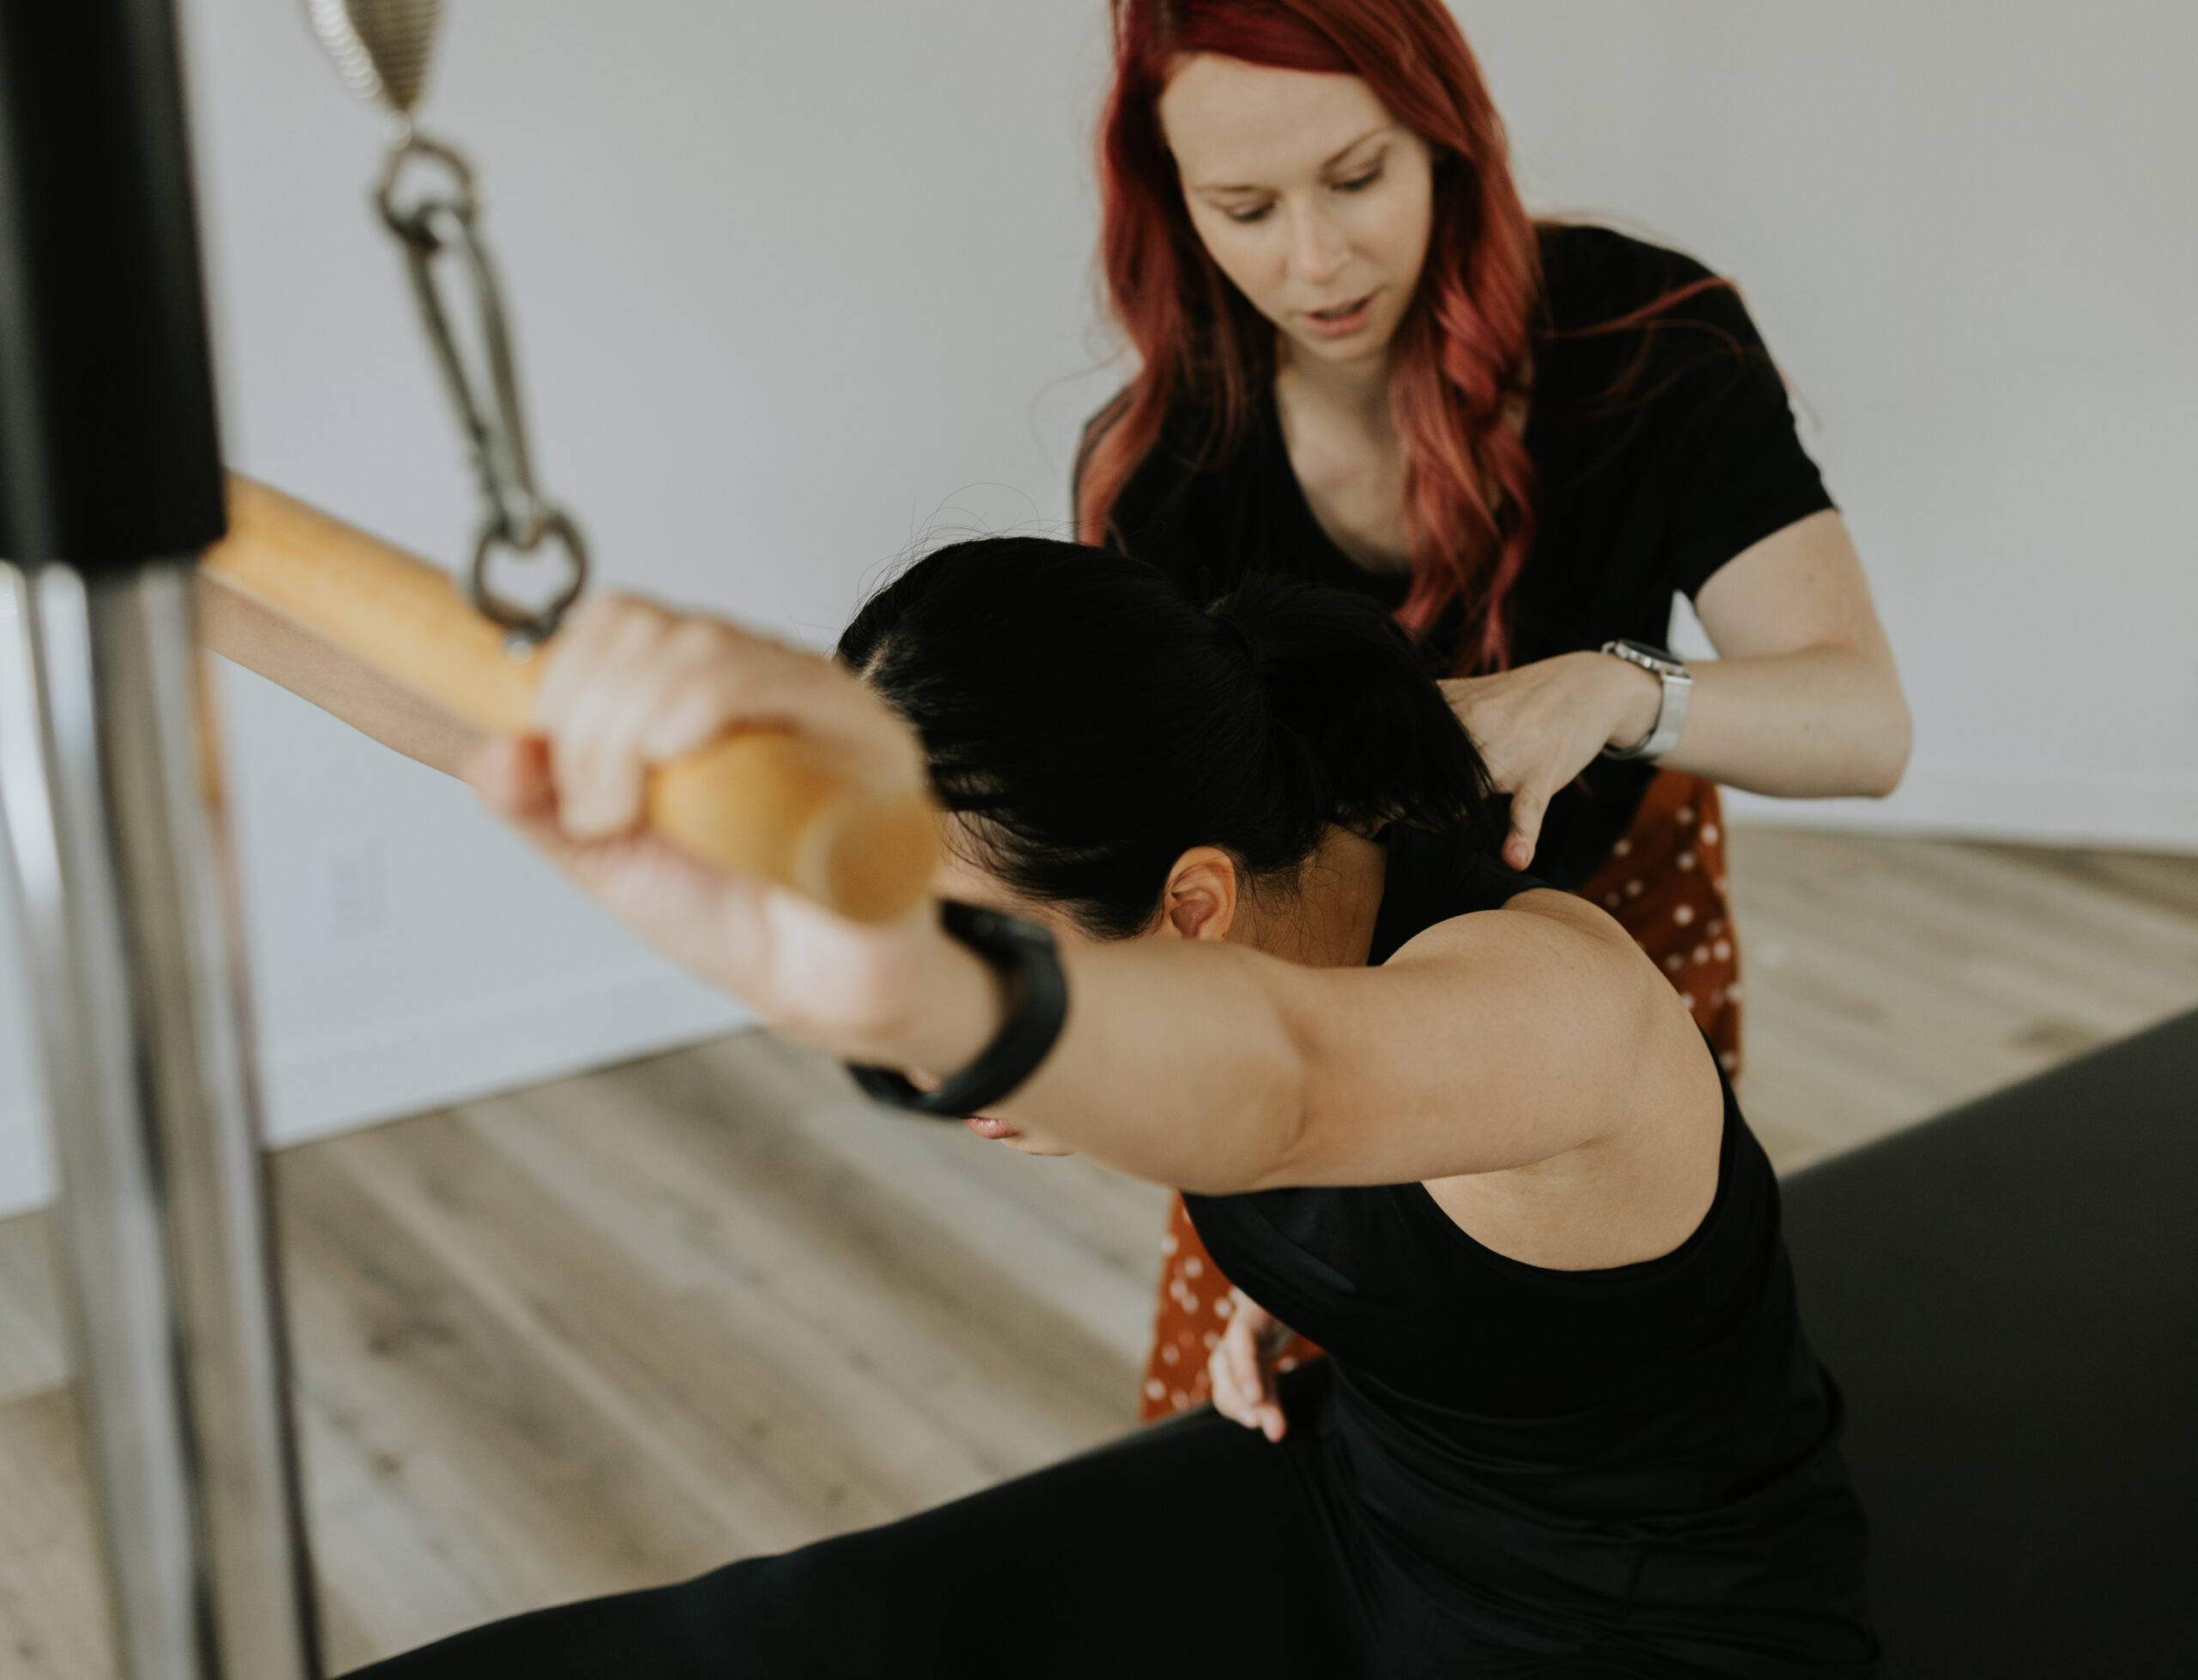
[1154,846,1241,943]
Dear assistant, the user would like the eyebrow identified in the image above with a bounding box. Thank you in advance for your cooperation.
[1194,124,1393,195]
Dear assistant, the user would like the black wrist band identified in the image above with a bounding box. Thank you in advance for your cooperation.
[847,901,1068,1120]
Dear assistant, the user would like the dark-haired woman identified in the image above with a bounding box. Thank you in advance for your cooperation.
[1080,0,1912,1415]
[349,536,1876,1679]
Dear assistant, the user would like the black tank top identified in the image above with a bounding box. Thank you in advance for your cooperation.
[1184,828,1875,1677]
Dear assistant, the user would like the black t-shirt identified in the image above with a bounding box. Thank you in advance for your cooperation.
[1086,224,1835,888]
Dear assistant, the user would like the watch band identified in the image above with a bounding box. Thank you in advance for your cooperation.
[1600,640,1692,762]
[848,901,1069,1120]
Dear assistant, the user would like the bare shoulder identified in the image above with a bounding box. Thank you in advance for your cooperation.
[1381,886,1649,974]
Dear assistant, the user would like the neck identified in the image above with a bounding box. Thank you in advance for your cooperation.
[1236,826,1388,968]
[1275,336,1393,434]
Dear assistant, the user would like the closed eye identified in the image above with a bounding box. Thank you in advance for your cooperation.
[1223,200,1274,225]
[1334,167,1382,194]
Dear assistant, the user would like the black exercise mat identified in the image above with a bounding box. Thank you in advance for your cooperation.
[1782,1006,2198,1678]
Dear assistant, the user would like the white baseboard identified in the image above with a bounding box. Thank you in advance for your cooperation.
[257,961,751,1149]
[0,963,751,1218]
[1726,761,2198,853]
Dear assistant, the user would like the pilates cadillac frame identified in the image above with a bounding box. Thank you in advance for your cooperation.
[0,1,320,1676]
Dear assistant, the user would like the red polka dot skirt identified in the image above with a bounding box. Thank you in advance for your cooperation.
[1136,771,1744,1422]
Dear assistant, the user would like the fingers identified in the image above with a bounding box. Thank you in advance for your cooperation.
[1503,781,1548,871]
[464,733,553,822]
[529,593,927,849]
[533,597,674,837]
[1208,1308,1258,1428]
[1207,1291,1290,1441]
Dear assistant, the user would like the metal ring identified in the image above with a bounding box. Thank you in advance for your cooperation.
[465,508,590,652]
[376,133,478,244]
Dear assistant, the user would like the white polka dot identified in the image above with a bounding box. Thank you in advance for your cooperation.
[1726,982,1745,1003]
[1708,918,1725,937]
[1613,838,1633,857]
[1720,1051,1739,1070]
[1183,1257,1203,1280]
[1277,1357,1300,1374]
[1145,1379,1166,1400]
[1677,807,1696,826]
[1693,944,1711,965]
[1203,1331,1220,1351]
[1169,1391,1187,1409]
[1714,940,1732,961]
[1605,892,1622,909]
[1214,1295,1235,1319]
[1624,878,1645,898]
[1702,824,1720,845]
[1161,1343,1180,1366]
[1182,1295,1200,1315]
[1673,904,1696,926]
[1679,992,1697,1010]
[1160,1234,1178,1257]
[1714,876,1728,895]
[1676,850,1697,870]
[1665,953,1685,973]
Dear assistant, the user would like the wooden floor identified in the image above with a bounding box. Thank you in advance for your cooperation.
[3,828,2196,1675]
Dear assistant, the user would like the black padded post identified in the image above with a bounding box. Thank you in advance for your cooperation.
[0,0,225,569]
[1782,1008,2198,1678]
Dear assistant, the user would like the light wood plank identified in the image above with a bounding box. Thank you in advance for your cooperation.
[0,1216,65,1407]
[1727,830,2198,1168]
[0,1387,116,1680]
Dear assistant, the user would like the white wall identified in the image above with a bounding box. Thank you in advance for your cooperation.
[0,759,51,1219]
[3,1,2194,1212]
[189,0,1120,1166]
[1,0,1118,1215]
[1454,2,2198,843]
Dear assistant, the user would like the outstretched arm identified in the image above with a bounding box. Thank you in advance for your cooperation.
[479,594,1697,1198]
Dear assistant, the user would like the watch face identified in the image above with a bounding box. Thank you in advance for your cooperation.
[1617,639,1683,667]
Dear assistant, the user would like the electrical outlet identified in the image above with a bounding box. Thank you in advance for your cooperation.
[314,837,387,944]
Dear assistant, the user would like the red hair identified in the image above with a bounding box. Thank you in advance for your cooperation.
[1079,0,1542,671]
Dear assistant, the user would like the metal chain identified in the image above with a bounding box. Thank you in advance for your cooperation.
[375,131,587,651]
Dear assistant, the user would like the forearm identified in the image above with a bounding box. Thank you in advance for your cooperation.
[882,931,1308,1192]
[198,571,481,774]
[1656,643,1911,798]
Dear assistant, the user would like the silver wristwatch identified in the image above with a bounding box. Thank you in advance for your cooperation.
[1599,640,1692,761]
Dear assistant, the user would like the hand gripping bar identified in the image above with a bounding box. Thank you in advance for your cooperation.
[203,477,938,923]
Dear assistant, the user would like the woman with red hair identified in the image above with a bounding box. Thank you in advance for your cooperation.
[1083,0,1911,1422]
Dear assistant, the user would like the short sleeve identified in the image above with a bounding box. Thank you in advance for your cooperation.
[1655,285,1836,600]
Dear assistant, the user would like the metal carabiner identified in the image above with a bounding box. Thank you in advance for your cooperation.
[375,133,587,651]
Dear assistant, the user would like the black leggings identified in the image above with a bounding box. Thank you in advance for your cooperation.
[343,1367,1368,1680]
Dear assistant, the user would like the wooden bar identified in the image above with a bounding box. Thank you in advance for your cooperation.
[203,479,938,924]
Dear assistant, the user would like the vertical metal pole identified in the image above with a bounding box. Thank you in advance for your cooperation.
[0,1,320,1677]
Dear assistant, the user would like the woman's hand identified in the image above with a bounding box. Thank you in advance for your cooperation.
[1442,651,1660,870]
[1209,1289,1295,1442]
[1444,519,1913,870]
[467,593,993,1072]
